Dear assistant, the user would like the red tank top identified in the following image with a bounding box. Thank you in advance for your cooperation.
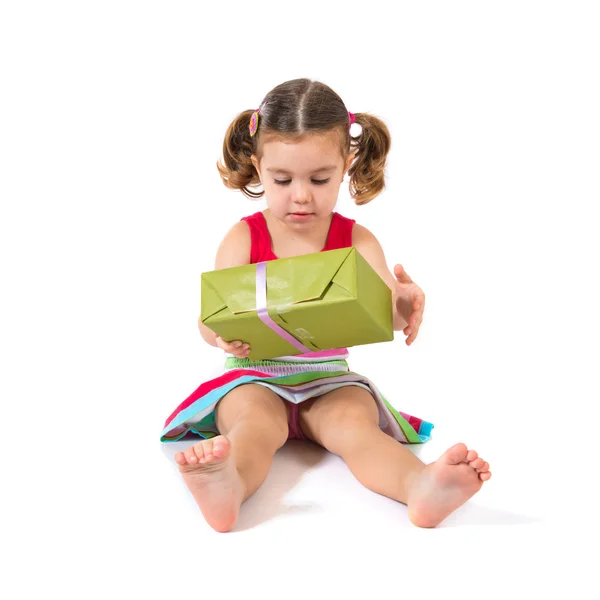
[240,211,356,263]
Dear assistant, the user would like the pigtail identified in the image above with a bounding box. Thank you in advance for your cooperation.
[347,113,391,205]
[216,110,263,199]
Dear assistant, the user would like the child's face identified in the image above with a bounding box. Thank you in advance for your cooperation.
[252,131,353,228]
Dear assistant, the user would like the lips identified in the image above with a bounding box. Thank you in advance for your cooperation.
[289,212,314,221]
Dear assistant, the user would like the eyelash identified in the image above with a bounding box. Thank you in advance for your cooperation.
[273,178,330,186]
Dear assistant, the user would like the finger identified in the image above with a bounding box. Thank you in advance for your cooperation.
[394,264,414,283]
[414,293,425,311]
[408,306,423,326]
[221,339,243,352]
[406,327,419,345]
[234,344,250,358]
[406,312,419,330]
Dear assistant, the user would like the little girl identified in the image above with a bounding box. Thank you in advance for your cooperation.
[161,78,491,532]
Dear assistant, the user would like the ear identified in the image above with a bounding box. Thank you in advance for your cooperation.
[344,152,356,176]
[251,155,261,180]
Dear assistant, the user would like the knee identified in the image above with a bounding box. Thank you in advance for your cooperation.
[311,403,379,456]
[241,401,289,447]
[217,387,289,447]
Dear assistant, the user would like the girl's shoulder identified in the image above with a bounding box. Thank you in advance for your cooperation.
[350,221,378,245]
[351,221,388,265]
[214,219,252,270]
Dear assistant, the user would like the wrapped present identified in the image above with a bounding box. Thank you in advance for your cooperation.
[200,247,393,360]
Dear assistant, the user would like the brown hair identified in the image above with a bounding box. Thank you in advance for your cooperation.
[216,78,391,205]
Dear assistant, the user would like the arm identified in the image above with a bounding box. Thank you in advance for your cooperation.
[198,221,252,347]
[353,223,427,345]
[352,224,409,331]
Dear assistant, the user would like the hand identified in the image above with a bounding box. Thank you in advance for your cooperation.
[393,264,425,346]
[215,336,251,358]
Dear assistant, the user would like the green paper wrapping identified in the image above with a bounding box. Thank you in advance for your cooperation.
[201,247,393,360]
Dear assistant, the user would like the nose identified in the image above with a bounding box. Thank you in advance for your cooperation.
[291,181,311,205]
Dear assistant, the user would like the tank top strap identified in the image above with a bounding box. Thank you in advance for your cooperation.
[240,212,278,264]
[323,212,356,251]
[240,211,355,263]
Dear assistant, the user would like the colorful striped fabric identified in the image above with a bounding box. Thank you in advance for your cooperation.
[161,349,433,444]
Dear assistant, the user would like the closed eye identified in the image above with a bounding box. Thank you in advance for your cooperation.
[273,178,330,186]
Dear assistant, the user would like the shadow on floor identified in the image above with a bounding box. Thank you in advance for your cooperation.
[160,438,327,531]
[234,440,327,531]
[441,503,542,527]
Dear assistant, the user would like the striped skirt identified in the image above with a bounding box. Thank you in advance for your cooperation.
[160,349,433,444]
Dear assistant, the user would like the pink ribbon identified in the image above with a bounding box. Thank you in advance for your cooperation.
[255,262,312,353]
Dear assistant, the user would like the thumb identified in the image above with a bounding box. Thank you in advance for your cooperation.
[394,264,413,283]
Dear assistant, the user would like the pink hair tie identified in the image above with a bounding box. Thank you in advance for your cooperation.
[348,112,355,125]
[249,101,268,137]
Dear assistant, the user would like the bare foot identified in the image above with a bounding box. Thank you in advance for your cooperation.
[407,443,491,528]
[175,435,244,533]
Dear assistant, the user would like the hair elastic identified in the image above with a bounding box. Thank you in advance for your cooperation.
[249,102,267,137]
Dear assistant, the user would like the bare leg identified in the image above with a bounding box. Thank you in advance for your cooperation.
[175,384,289,532]
[299,387,491,528]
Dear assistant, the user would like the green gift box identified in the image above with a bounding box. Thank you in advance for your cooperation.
[200,247,393,360]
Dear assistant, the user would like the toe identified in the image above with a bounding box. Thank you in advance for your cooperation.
[470,457,485,470]
[466,449,478,462]
[212,437,229,459]
[195,442,209,463]
[479,471,492,481]
[477,461,490,473]
[200,439,215,463]
[200,453,213,464]
[445,443,469,464]
[185,444,201,464]
[174,452,187,465]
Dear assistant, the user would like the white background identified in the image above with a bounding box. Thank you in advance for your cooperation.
[1,1,598,598]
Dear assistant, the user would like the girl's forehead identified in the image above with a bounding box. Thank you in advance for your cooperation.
[260,133,344,166]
